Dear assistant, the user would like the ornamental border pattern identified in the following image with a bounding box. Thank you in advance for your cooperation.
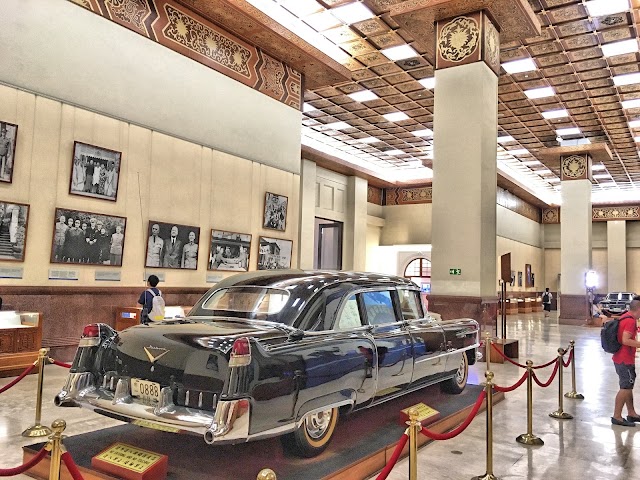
[592,206,640,221]
[69,0,302,109]
[367,186,383,206]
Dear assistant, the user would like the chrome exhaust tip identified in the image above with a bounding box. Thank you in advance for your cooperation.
[203,427,216,445]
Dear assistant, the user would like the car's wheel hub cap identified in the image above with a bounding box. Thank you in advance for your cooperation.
[455,357,466,385]
[306,410,331,439]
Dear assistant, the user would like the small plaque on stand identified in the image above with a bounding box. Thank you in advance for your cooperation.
[399,402,440,425]
[92,442,168,480]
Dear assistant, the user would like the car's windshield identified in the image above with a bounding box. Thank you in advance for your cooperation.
[201,287,290,318]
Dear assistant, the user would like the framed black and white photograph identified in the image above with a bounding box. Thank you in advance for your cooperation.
[0,201,29,262]
[209,230,251,272]
[69,142,121,202]
[258,236,292,270]
[263,192,288,232]
[145,221,200,270]
[51,208,126,266]
[0,121,18,184]
[517,271,523,287]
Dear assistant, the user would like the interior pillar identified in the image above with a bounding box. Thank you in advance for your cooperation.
[298,159,316,270]
[345,176,367,271]
[607,220,627,292]
[429,12,500,330]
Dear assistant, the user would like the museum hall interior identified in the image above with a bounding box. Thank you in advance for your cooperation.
[2,0,640,479]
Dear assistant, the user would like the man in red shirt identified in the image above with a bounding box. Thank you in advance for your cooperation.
[612,296,640,427]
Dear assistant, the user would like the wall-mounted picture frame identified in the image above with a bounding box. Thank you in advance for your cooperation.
[208,230,251,272]
[69,141,121,202]
[51,208,126,266]
[263,192,288,232]
[0,201,29,262]
[517,271,523,287]
[258,236,292,270]
[0,121,18,184]
[145,221,200,270]
[525,263,533,288]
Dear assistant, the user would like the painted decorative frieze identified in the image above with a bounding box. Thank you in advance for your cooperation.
[68,0,302,109]
[385,186,432,205]
[497,188,541,223]
[542,208,560,224]
[593,206,640,221]
[367,186,383,205]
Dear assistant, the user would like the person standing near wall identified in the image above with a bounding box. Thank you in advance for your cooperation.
[542,288,552,318]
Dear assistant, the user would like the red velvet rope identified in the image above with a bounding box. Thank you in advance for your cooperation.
[562,348,573,368]
[0,445,48,476]
[490,343,564,370]
[61,452,85,480]
[50,359,72,369]
[532,361,560,388]
[494,370,528,393]
[375,433,409,480]
[421,390,487,441]
[0,364,36,395]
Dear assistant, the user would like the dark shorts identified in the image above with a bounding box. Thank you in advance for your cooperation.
[543,304,551,312]
[615,363,636,389]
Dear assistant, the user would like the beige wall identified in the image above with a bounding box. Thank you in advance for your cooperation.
[544,248,560,292]
[628,249,640,293]
[0,84,299,287]
[380,204,432,246]
[496,237,542,294]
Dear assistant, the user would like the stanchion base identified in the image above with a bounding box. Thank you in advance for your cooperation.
[564,391,585,400]
[549,410,573,420]
[471,473,499,480]
[22,424,53,438]
[516,433,544,446]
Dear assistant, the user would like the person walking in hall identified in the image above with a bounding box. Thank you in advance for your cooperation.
[137,274,164,324]
[542,287,552,318]
[612,296,640,427]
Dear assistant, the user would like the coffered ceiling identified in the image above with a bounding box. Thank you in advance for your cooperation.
[186,0,640,205]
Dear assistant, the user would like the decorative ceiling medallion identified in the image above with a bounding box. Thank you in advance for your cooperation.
[561,155,587,179]
[438,16,480,63]
[484,15,500,74]
[543,208,560,224]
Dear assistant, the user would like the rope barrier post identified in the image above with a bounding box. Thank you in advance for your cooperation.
[549,348,573,420]
[484,331,492,371]
[257,469,276,480]
[471,371,499,480]
[48,419,67,480]
[407,407,421,480]
[516,361,544,446]
[22,348,52,438]
[564,341,584,400]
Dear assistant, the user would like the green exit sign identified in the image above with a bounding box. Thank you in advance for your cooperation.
[449,268,462,275]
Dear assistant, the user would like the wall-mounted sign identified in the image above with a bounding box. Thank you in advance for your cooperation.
[449,268,462,275]
[95,271,121,282]
[0,267,23,279]
[48,269,79,280]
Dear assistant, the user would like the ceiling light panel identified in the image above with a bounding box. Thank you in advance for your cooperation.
[592,164,606,171]
[602,39,639,58]
[542,109,569,119]
[303,10,342,31]
[497,136,515,143]
[614,72,640,86]
[418,77,435,89]
[412,129,433,137]
[524,87,555,99]
[348,90,379,102]
[303,103,317,113]
[502,58,537,74]
[584,0,630,17]
[323,121,351,130]
[629,120,640,129]
[381,45,419,61]
[556,127,581,136]
[280,0,323,17]
[521,160,541,166]
[385,149,405,156]
[330,2,375,24]
[359,136,380,144]
[383,112,410,122]
[508,149,530,156]
[622,99,640,110]
[593,174,611,179]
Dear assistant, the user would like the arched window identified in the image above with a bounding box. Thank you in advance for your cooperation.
[404,258,431,278]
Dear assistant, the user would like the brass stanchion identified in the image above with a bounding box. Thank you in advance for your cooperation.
[471,371,498,480]
[48,419,67,480]
[564,341,584,400]
[516,361,544,446]
[22,348,52,437]
[549,348,573,420]
[257,468,277,480]
[407,407,421,480]
[484,331,492,371]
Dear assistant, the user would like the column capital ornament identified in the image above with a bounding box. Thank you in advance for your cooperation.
[435,11,500,75]
[542,208,560,224]
[560,154,591,181]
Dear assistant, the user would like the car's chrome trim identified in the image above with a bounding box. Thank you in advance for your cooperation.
[414,344,479,365]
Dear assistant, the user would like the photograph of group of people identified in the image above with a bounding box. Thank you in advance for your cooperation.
[51,208,126,266]
[257,236,292,270]
[208,230,251,271]
[0,201,29,261]
[70,142,121,202]
[0,121,18,184]
[145,221,200,270]
[263,192,288,232]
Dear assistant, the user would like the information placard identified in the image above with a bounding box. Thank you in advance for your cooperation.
[48,269,79,280]
[95,271,121,281]
[0,267,23,279]
[92,442,168,480]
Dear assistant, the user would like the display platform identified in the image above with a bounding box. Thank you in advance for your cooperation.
[24,383,502,480]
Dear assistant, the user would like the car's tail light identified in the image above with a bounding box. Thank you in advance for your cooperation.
[79,324,101,347]
[229,337,251,367]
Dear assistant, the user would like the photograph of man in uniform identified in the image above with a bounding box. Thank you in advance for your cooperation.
[0,122,18,183]
[146,223,164,268]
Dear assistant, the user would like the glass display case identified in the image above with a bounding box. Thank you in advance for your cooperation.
[0,311,42,378]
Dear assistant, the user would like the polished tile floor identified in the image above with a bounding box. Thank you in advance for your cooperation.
[0,312,634,480]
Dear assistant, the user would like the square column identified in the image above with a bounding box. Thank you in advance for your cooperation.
[607,221,627,292]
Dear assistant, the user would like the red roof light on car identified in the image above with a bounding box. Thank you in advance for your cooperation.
[229,337,251,367]
[82,324,100,338]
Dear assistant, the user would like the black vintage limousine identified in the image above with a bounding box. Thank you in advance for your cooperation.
[56,270,479,457]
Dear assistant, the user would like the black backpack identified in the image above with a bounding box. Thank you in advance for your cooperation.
[601,317,623,354]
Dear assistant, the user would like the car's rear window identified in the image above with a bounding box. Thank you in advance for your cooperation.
[201,287,289,316]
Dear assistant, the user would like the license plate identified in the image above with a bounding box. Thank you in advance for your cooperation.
[131,378,160,403]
